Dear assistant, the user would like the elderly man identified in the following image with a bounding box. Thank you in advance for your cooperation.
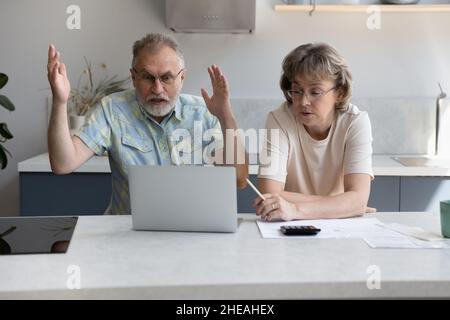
[47,33,248,214]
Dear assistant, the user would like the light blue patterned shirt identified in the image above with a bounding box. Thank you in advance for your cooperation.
[76,89,222,214]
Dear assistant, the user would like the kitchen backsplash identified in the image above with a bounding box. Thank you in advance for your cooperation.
[230,97,450,156]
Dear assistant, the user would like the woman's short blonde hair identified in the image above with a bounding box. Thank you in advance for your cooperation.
[280,43,352,110]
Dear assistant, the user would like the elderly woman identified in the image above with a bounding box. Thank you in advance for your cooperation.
[253,43,374,221]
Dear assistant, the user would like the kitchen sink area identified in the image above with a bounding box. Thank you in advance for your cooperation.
[392,156,450,168]
[390,83,450,168]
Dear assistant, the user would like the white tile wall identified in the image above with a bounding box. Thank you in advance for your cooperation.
[231,97,449,155]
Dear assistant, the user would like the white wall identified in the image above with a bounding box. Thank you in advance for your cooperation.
[1,0,450,216]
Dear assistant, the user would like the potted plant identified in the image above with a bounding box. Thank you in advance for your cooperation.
[68,57,130,131]
[0,73,15,170]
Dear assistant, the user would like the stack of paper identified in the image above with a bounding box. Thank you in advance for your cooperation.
[256,218,450,249]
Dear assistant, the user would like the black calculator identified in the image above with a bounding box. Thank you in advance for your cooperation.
[280,225,321,236]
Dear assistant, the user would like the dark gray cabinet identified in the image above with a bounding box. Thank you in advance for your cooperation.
[368,176,400,212]
[20,172,258,216]
[368,176,450,214]
[400,177,450,214]
[20,172,450,216]
[20,173,112,216]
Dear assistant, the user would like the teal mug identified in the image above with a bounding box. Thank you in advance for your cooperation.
[440,200,450,238]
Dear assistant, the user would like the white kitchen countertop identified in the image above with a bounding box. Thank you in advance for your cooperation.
[1,212,449,299]
[17,153,450,176]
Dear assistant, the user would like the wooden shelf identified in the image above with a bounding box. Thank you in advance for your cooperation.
[274,4,450,12]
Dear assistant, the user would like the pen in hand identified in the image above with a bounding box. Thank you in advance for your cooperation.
[246,178,266,201]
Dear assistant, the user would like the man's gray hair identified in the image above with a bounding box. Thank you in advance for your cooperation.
[132,33,185,68]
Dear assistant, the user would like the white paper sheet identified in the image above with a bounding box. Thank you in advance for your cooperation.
[256,218,384,239]
[256,217,450,249]
[377,223,443,241]
[363,235,450,249]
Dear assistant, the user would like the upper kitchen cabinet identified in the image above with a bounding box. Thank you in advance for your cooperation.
[166,0,256,33]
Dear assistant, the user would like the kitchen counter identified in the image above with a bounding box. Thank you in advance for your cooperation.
[17,153,450,176]
[1,212,449,299]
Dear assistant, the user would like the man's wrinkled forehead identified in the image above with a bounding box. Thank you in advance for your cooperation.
[133,45,184,69]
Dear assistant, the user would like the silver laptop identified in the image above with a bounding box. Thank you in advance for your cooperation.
[129,165,237,233]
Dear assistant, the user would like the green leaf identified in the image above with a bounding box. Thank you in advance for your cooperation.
[0,95,15,111]
[2,145,11,157]
[0,145,8,170]
[0,123,13,140]
[0,73,8,90]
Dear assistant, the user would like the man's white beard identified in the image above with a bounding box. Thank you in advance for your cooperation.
[137,92,175,118]
[143,102,174,118]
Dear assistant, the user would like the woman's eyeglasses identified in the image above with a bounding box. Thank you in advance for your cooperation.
[287,86,336,102]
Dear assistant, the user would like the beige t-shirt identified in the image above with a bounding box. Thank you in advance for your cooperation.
[258,102,373,196]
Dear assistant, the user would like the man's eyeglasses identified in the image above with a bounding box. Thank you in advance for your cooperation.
[287,86,336,102]
[132,68,184,86]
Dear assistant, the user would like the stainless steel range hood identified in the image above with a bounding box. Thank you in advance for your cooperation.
[165,0,256,34]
